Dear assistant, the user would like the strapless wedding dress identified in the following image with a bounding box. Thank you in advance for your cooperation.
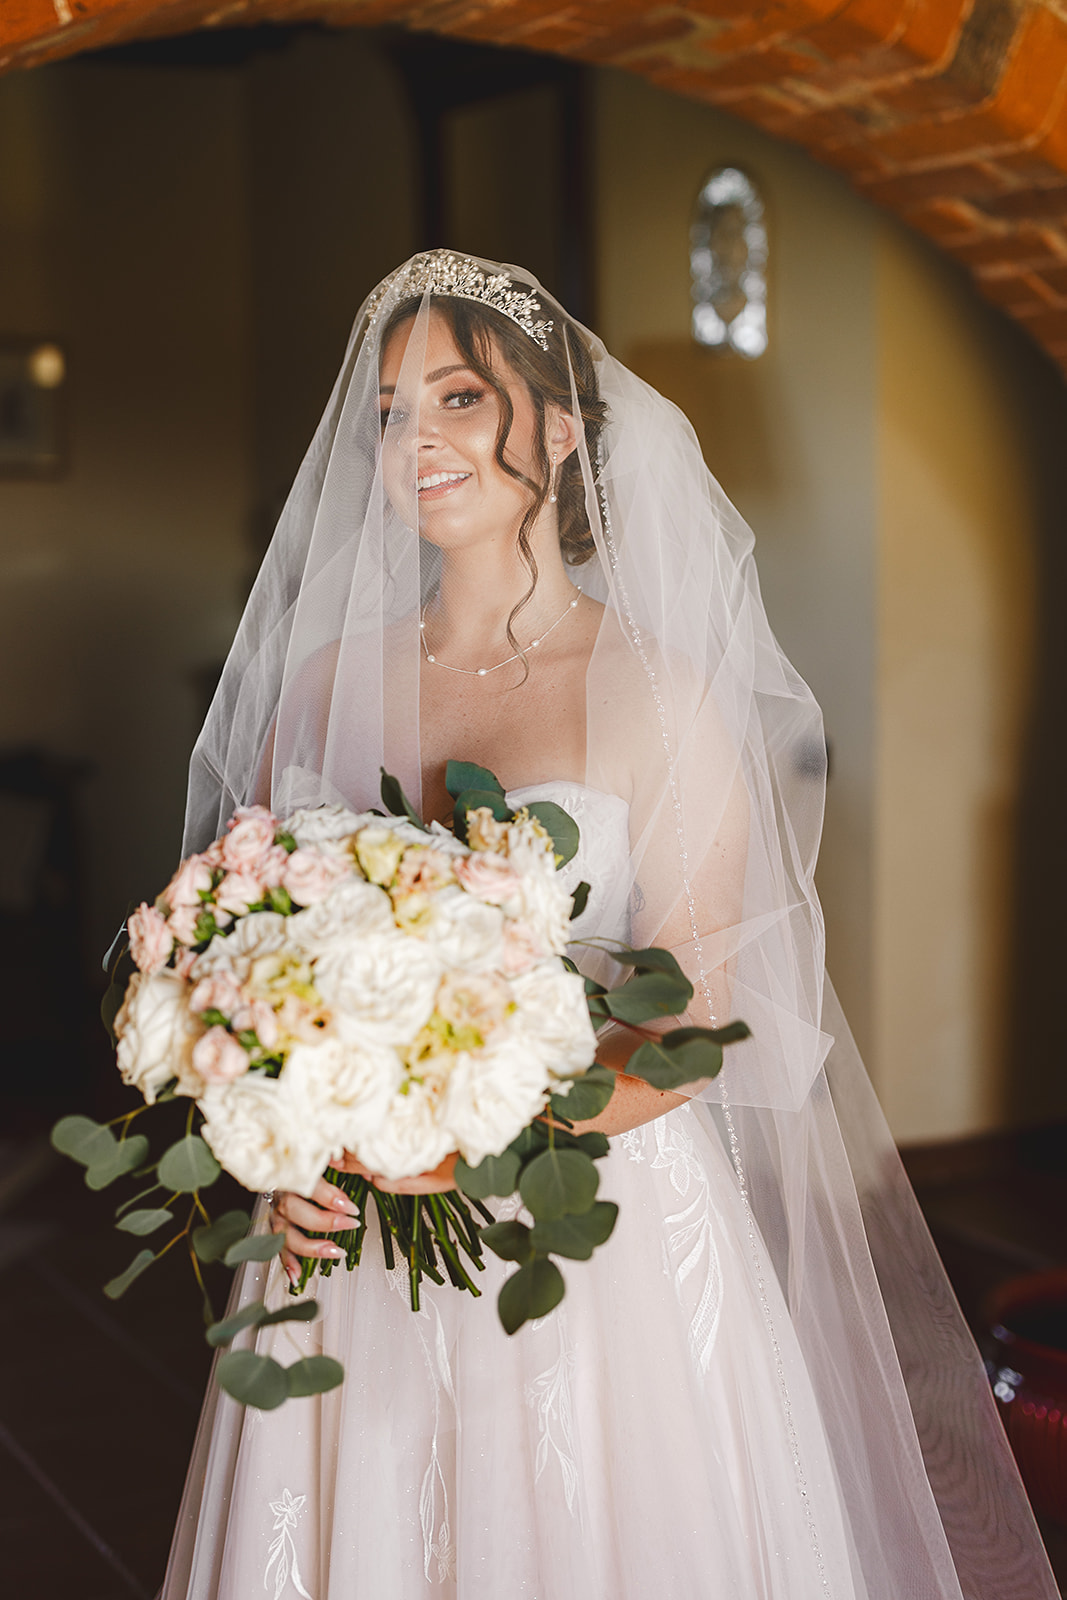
[160,783,863,1600]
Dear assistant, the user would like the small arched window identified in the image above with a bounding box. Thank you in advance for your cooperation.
[690,167,767,358]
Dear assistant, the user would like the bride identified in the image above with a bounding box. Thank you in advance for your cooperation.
[161,251,1056,1599]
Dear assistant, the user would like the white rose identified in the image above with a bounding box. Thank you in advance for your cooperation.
[287,877,394,956]
[115,970,204,1104]
[193,911,290,977]
[353,1079,453,1180]
[313,929,441,1045]
[510,964,598,1081]
[282,1032,401,1153]
[283,804,377,847]
[514,861,573,956]
[439,1036,550,1168]
[427,886,505,971]
[425,820,470,858]
[199,1074,330,1197]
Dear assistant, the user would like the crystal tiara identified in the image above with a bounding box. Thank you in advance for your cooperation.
[363,251,555,350]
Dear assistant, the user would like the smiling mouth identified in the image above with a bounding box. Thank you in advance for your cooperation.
[417,471,471,497]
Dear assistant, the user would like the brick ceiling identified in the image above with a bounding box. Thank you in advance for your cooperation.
[6,0,1067,374]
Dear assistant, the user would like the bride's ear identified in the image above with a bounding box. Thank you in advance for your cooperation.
[546,406,581,465]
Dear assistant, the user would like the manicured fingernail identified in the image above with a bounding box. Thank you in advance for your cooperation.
[321,1243,344,1257]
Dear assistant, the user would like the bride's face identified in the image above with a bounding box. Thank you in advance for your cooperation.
[378,309,543,551]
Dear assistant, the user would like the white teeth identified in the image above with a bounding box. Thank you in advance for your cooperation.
[417,471,469,491]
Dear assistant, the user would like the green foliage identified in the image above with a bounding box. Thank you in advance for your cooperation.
[599,971,691,1026]
[454,1148,521,1200]
[158,1135,221,1193]
[116,1207,173,1236]
[445,761,505,800]
[193,1209,252,1264]
[86,1135,150,1191]
[103,1248,155,1300]
[206,1297,319,1348]
[285,1356,344,1398]
[569,880,591,920]
[549,1065,615,1122]
[216,1350,289,1410]
[51,1115,115,1167]
[224,1231,285,1267]
[379,769,427,831]
[525,802,579,867]
[530,1202,618,1261]
[479,1219,534,1264]
[498,1257,564,1335]
[519,1148,599,1221]
[452,789,510,842]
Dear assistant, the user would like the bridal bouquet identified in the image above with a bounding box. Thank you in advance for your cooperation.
[53,763,746,1411]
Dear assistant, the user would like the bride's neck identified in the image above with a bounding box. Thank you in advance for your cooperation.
[428,533,575,652]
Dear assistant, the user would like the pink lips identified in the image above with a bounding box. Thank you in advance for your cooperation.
[417,473,471,501]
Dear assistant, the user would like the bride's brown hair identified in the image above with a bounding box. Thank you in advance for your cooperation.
[382,291,607,673]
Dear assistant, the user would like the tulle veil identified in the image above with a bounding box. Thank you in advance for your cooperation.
[178,250,1057,1599]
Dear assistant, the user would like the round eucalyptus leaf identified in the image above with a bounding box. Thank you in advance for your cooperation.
[628,1030,723,1090]
[116,1207,173,1236]
[614,946,688,982]
[286,1355,344,1398]
[86,1135,150,1191]
[216,1349,289,1411]
[550,1068,615,1123]
[530,1201,619,1260]
[524,801,579,867]
[569,880,591,920]
[51,1115,115,1167]
[206,1299,267,1348]
[261,1299,320,1330]
[103,1247,155,1300]
[224,1231,285,1267]
[454,1149,521,1200]
[445,760,505,800]
[479,1219,533,1264]
[498,1257,564,1335]
[519,1149,598,1222]
[193,1209,252,1264]
[158,1134,221,1194]
[605,971,691,1025]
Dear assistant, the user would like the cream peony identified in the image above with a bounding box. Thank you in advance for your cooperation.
[193,911,290,977]
[115,970,204,1103]
[283,1033,401,1154]
[509,964,598,1081]
[354,1079,454,1180]
[453,851,522,910]
[287,876,394,956]
[313,930,441,1045]
[284,804,375,848]
[281,847,347,906]
[199,1074,330,1197]
[439,1036,552,1169]
[192,1026,250,1087]
[425,887,505,970]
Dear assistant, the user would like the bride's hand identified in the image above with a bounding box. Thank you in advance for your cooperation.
[332,1150,460,1195]
[270,1179,361,1285]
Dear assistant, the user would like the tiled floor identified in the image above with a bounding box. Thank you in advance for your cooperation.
[2,1094,1064,1598]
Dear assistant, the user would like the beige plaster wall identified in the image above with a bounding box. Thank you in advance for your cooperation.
[592,67,879,1064]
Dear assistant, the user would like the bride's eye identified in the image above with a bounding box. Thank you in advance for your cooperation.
[443,388,484,411]
[380,406,407,432]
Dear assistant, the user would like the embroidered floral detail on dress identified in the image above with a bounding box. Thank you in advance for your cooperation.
[525,1316,580,1516]
[652,1108,723,1374]
[265,1488,313,1599]
[620,1126,646,1163]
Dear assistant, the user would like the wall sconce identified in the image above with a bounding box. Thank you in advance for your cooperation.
[690,167,767,358]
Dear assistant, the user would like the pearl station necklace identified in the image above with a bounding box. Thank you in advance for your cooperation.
[419,588,582,676]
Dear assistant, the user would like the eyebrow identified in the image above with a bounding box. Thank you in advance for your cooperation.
[379,363,476,396]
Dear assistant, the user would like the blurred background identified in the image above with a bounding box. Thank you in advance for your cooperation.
[1,4,1066,1593]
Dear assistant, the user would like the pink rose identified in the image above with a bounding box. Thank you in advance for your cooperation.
[396,846,454,897]
[173,949,197,980]
[127,903,172,975]
[189,969,244,1017]
[167,903,202,947]
[454,852,522,907]
[164,854,213,910]
[216,870,265,915]
[231,998,280,1049]
[258,845,292,890]
[221,806,278,872]
[192,1026,250,1086]
[281,847,346,907]
[501,918,547,975]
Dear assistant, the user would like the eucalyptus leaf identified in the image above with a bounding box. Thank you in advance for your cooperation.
[206,1299,268,1347]
[116,1207,173,1236]
[530,1201,618,1260]
[158,1134,221,1194]
[628,1027,727,1090]
[193,1209,252,1263]
[445,760,505,800]
[103,1247,155,1300]
[479,1219,534,1264]
[569,881,591,920]
[216,1349,289,1410]
[519,1148,599,1221]
[379,768,427,831]
[706,1021,752,1046]
[525,801,579,867]
[86,1134,150,1190]
[261,1299,320,1330]
[224,1231,285,1267]
[51,1115,116,1167]
[285,1355,344,1398]
[498,1257,564,1335]
[613,946,689,982]
[604,971,691,1025]
[454,1149,521,1200]
[549,1066,615,1122]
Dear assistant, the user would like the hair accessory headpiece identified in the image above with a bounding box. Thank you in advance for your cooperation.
[364,250,555,350]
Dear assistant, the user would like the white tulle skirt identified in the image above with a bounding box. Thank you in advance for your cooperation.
[160,1101,870,1599]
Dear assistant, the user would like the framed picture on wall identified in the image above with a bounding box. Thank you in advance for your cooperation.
[0,340,67,478]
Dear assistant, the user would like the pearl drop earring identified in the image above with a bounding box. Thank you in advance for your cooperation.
[549,452,558,504]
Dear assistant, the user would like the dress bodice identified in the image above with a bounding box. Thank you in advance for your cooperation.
[506,781,631,950]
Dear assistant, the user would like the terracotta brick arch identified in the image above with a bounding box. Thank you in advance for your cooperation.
[7,0,1067,373]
